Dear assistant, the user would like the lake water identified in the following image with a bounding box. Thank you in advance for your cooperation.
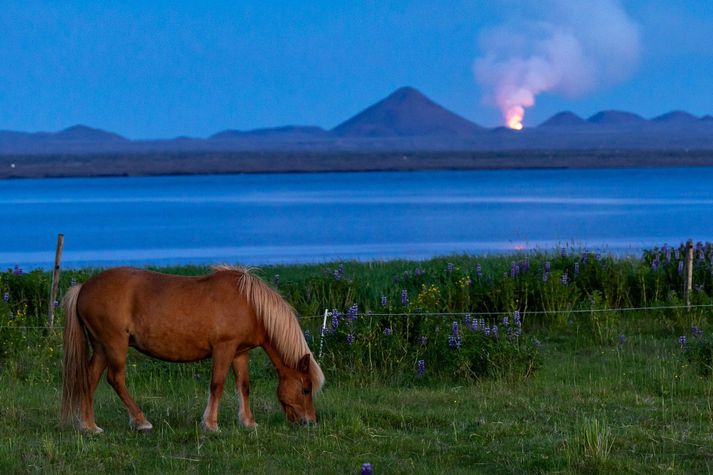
[1,168,712,269]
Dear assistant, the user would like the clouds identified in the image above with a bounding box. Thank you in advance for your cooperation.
[474,0,641,128]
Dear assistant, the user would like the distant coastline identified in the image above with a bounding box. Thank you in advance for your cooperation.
[2,149,713,179]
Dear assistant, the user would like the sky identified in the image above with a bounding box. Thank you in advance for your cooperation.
[1,1,712,138]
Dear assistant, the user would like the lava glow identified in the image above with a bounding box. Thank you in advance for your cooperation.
[506,106,525,130]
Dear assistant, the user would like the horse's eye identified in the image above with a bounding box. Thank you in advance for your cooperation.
[302,388,310,396]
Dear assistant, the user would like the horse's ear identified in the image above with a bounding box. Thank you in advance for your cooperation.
[297,354,311,373]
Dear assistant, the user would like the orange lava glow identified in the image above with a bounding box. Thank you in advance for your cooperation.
[507,114,524,130]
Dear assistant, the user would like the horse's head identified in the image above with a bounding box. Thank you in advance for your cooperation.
[277,353,317,425]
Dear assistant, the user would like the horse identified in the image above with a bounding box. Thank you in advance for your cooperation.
[61,265,324,433]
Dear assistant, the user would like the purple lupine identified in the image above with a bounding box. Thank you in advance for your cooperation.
[420,335,428,345]
[514,326,522,337]
[346,333,354,345]
[665,246,671,263]
[401,289,408,305]
[416,359,426,378]
[502,315,509,327]
[484,325,491,336]
[522,258,530,273]
[619,334,625,345]
[464,314,472,327]
[514,310,521,326]
[347,304,359,321]
[414,267,425,277]
[331,311,339,331]
[361,463,373,475]
[53,300,59,308]
[581,253,589,265]
[476,263,482,279]
[2,292,8,303]
[491,325,498,337]
[273,274,280,288]
[544,261,551,272]
[13,265,22,275]
[447,262,455,273]
[678,261,684,275]
[573,262,579,277]
[560,272,569,285]
[383,327,392,336]
[679,335,687,347]
[651,259,659,272]
[471,318,479,331]
[380,295,388,308]
[691,326,703,337]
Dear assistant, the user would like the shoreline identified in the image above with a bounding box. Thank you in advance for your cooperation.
[2,149,713,179]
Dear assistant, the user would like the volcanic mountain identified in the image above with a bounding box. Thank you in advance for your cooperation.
[587,110,647,126]
[538,111,587,128]
[332,86,483,137]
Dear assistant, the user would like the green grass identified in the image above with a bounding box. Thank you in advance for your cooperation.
[1,324,711,474]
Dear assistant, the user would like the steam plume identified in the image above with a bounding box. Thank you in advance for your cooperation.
[474,0,641,129]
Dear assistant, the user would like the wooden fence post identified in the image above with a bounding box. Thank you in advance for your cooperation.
[48,234,64,329]
[685,239,694,310]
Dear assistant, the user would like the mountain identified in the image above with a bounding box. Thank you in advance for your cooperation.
[53,124,127,142]
[651,111,699,124]
[587,110,647,125]
[538,111,587,127]
[211,125,327,140]
[332,86,483,137]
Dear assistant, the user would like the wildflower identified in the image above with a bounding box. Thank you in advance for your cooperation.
[514,326,522,337]
[383,327,392,336]
[544,261,551,272]
[274,274,280,288]
[543,272,549,283]
[665,247,671,263]
[475,263,482,279]
[53,300,59,308]
[464,314,471,327]
[400,289,408,305]
[581,253,588,265]
[380,295,388,307]
[13,265,22,275]
[452,321,459,336]
[447,262,454,273]
[416,359,425,378]
[573,262,579,277]
[414,267,425,277]
[484,325,490,336]
[471,318,479,331]
[522,258,530,272]
[347,304,359,321]
[502,315,509,327]
[510,262,519,278]
[420,335,428,345]
[691,326,703,337]
[346,333,354,345]
[331,311,339,331]
[514,310,521,326]
[361,463,373,475]
[679,335,687,348]
[491,325,498,337]
[651,259,659,272]
[560,272,569,285]
[619,334,625,345]
[2,292,8,303]
[678,261,684,275]
[304,329,312,340]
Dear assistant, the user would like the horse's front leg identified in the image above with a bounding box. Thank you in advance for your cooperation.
[232,352,256,428]
[201,343,235,432]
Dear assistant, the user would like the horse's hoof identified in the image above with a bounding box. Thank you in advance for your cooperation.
[240,419,257,429]
[131,420,153,432]
[201,420,220,433]
[80,424,104,434]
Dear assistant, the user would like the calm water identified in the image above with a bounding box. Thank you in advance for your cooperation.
[1,168,712,269]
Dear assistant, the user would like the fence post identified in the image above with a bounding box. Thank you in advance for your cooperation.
[318,309,329,359]
[685,239,694,310]
[48,233,64,329]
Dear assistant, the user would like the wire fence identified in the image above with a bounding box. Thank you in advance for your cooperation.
[2,302,711,330]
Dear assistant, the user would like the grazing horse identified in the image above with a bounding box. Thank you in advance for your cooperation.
[61,266,324,433]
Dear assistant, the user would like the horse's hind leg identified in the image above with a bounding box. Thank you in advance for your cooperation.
[104,344,153,431]
[79,346,107,433]
[201,344,235,432]
[232,352,256,428]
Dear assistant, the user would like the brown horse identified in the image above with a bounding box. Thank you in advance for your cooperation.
[61,265,324,433]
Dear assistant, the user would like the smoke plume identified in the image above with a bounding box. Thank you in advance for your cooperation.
[474,0,641,129]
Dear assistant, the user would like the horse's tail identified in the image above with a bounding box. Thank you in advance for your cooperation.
[61,284,88,426]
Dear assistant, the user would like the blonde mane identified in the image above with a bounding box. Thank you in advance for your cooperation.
[212,265,324,391]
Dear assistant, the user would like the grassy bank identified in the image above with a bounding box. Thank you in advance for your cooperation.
[1,250,712,473]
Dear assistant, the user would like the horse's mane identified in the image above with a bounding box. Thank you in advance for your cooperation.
[212,265,324,391]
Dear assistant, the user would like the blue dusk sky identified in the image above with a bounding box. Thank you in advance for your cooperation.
[1,1,712,138]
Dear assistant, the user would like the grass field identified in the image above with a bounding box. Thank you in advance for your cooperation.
[1,252,712,473]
